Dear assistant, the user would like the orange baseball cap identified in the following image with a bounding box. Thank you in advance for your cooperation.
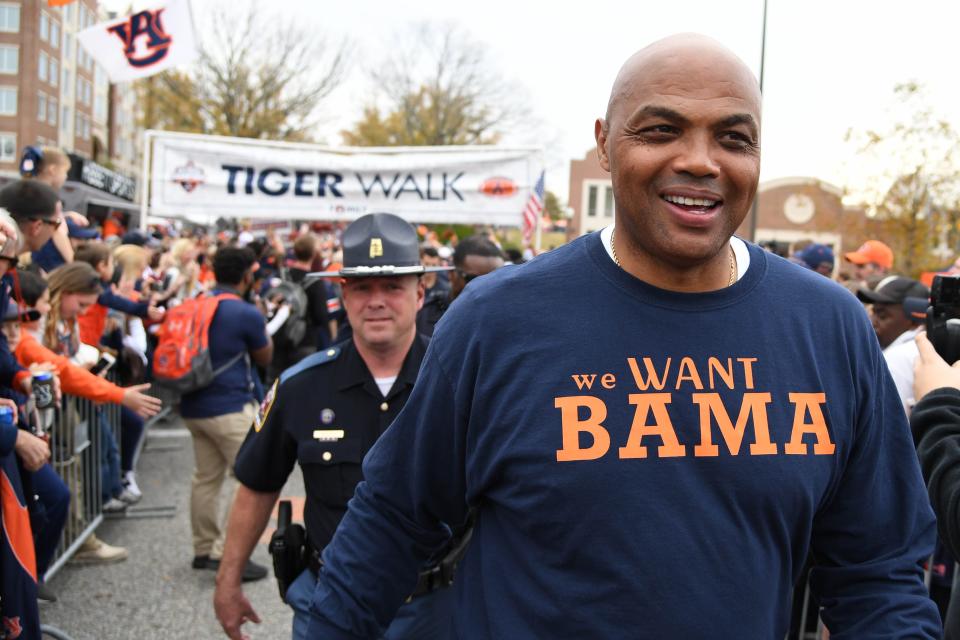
[844,240,893,269]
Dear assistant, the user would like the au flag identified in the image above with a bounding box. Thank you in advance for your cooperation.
[76,0,198,83]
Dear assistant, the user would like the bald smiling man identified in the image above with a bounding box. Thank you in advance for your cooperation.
[301,35,941,638]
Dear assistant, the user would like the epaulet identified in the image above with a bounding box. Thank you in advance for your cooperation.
[279,346,341,384]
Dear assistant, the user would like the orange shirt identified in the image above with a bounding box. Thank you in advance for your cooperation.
[77,303,108,347]
[14,330,124,405]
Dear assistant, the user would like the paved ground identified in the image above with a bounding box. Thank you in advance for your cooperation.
[38,415,305,640]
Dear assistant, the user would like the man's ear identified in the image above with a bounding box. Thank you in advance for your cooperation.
[595,119,611,172]
[415,277,425,311]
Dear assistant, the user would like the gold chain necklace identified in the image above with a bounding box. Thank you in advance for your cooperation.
[610,228,737,287]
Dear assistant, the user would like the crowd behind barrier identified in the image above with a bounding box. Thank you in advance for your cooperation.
[44,375,122,581]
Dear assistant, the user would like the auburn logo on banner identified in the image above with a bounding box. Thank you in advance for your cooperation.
[76,0,198,83]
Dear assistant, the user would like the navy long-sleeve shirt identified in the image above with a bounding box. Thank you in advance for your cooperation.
[97,279,150,317]
[0,273,27,390]
[307,234,940,639]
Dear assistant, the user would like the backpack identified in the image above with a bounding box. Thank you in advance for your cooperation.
[152,293,245,394]
[264,280,309,349]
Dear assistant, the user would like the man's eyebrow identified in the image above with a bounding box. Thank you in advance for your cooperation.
[625,105,689,127]
[717,113,759,137]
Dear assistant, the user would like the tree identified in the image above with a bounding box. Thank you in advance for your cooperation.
[341,23,529,146]
[845,83,960,276]
[543,191,565,221]
[139,3,347,141]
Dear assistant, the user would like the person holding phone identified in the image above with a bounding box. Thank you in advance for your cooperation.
[6,271,160,418]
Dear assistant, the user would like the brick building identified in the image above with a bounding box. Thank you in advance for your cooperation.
[0,1,141,184]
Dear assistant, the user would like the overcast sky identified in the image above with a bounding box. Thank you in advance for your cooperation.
[104,0,960,205]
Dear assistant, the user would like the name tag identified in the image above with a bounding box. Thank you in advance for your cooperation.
[313,429,344,442]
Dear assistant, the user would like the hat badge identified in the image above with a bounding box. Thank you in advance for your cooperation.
[369,238,383,259]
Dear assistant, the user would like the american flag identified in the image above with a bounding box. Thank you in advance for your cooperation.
[523,171,545,244]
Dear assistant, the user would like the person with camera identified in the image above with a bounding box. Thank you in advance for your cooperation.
[266,232,338,381]
[910,331,960,637]
[213,213,455,640]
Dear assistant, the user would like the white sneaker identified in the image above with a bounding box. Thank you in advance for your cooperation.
[117,488,140,504]
[103,497,127,513]
[70,535,128,565]
[122,471,142,502]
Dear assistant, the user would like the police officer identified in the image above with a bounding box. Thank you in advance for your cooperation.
[213,213,454,640]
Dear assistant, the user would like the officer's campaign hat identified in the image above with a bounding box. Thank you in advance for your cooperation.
[311,212,451,278]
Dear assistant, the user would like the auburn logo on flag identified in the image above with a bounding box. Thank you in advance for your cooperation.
[107,8,172,68]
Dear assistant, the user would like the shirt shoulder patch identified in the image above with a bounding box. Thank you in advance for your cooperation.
[254,378,279,433]
[279,346,342,385]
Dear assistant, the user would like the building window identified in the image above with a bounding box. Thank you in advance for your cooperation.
[587,185,598,217]
[94,93,106,122]
[604,186,614,217]
[40,13,49,42]
[0,87,16,116]
[50,22,59,48]
[61,68,70,95]
[48,98,57,125]
[0,133,15,162]
[0,5,19,33]
[49,59,58,87]
[37,92,46,120]
[61,105,69,131]
[38,52,47,82]
[63,32,72,58]
[0,46,16,74]
[76,114,90,140]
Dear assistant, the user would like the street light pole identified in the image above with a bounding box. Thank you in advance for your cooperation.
[748,0,769,243]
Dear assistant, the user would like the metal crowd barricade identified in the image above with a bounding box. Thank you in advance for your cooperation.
[42,387,121,580]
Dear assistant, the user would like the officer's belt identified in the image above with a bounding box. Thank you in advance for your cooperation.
[305,544,449,599]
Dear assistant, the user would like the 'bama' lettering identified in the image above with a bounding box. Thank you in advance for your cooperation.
[554,392,834,461]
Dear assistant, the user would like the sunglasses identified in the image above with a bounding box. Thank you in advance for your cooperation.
[456,269,481,284]
[31,217,62,229]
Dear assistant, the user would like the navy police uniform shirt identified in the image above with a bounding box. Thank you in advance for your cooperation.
[233,334,429,552]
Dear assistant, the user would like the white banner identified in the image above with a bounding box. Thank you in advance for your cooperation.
[147,133,544,227]
[77,0,198,83]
